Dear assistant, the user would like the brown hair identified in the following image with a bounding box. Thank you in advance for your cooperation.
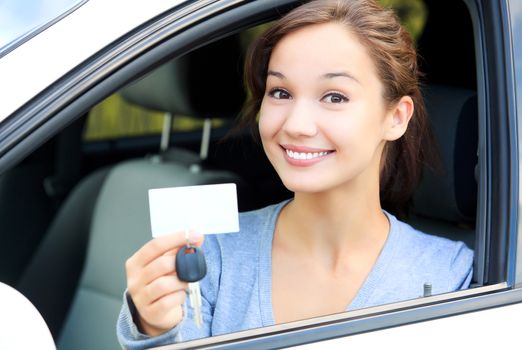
[239,0,438,216]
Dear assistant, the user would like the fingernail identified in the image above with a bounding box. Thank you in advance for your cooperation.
[188,231,203,244]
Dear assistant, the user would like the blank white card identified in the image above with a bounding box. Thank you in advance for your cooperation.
[148,183,239,237]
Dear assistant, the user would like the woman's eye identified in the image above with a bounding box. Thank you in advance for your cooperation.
[322,92,348,104]
[268,88,291,100]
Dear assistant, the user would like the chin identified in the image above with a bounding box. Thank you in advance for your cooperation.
[280,177,328,194]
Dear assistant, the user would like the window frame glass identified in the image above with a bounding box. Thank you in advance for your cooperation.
[0,0,88,58]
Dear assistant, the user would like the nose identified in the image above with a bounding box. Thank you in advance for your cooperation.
[281,99,318,137]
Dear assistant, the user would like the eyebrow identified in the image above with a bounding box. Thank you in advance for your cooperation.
[267,70,360,84]
[267,70,286,79]
[321,72,360,84]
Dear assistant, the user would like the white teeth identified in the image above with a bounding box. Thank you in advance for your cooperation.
[286,149,330,160]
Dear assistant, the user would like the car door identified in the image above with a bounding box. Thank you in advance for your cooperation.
[0,0,521,349]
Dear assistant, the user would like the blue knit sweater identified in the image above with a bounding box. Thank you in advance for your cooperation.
[117,200,473,349]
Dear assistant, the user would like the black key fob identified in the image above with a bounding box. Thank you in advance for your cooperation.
[176,245,207,282]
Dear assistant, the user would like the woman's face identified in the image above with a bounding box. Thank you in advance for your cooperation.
[259,22,403,194]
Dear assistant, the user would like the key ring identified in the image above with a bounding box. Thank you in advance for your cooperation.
[185,229,194,248]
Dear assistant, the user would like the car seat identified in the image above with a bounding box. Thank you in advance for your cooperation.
[0,117,84,287]
[17,34,248,350]
[409,84,478,249]
[407,0,478,280]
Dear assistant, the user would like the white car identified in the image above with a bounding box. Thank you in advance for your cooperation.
[0,0,521,349]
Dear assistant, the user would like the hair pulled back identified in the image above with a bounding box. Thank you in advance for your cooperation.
[241,0,438,215]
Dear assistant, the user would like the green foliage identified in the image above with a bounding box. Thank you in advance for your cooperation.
[83,94,164,141]
[380,0,428,42]
[83,94,224,141]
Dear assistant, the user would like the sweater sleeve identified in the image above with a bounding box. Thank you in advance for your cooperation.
[116,290,183,350]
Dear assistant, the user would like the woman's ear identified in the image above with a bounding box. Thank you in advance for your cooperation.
[383,96,414,141]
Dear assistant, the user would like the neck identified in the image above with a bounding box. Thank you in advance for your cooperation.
[277,181,389,270]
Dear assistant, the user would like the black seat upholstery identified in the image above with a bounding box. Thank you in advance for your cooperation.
[409,84,478,249]
[0,117,84,287]
[121,34,245,121]
[407,0,478,257]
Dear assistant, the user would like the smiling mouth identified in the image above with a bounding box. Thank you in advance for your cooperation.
[285,149,334,160]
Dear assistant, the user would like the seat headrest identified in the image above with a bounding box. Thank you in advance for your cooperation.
[120,59,193,116]
[121,35,246,120]
[413,85,478,223]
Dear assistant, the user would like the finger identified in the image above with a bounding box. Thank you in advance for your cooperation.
[127,230,204,271]
[138,255,177,285]
[144,275,188,304]
[130,274,187,311]
[148,290,187,317]
[139,291,186,329]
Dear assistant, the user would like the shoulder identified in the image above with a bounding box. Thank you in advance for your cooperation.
[395,218,473,270]
[386,213,474,294]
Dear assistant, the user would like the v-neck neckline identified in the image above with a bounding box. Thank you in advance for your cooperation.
[258,200,401,326]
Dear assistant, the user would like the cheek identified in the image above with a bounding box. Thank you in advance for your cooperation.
[327,106,387,149]
[258,102,282,141]
[324,115,360,144]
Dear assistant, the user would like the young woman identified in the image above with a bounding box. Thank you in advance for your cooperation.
[117,0,473,348]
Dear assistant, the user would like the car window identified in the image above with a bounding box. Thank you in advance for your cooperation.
[0,0,87,57]
[96,1,483,347]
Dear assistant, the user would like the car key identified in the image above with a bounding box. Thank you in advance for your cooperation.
[176,241,207,328]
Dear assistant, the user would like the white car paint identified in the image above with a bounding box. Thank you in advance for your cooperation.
[0,0,187,122]
[0,283,56,350]
[292,303,522,349]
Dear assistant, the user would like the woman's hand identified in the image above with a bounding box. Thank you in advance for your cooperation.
[125,230,204,336]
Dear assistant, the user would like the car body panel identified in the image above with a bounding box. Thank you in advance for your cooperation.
[290,302,522,349]
[0,282,55,350]
[0,0,187,121]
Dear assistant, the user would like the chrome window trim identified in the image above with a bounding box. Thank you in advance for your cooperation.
[156,283,519,350]
[501,0,520,288]
[0,0,89,59]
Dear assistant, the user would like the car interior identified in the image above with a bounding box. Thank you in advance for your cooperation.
[0,0,479,349]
